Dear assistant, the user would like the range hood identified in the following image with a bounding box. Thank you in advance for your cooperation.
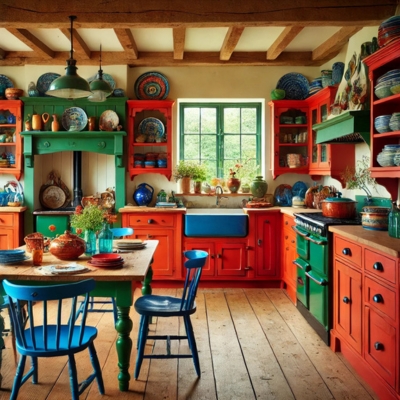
[314,110,370,146]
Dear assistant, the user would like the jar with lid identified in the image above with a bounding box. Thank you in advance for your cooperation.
[388,201,400,238]
[98,222,114,253]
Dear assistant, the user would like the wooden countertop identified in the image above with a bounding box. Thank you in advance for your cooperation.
[329,225,400,258]
[0,206,27,213]
[119,206,186,213]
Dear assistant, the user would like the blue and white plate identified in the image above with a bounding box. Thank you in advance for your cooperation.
[292,181,308,199]
[61,107,87,132]
[274,184,293,207]
[135,71,169,100]
[87,73,116,90]
[138,117,165,143]
[0,255,30,265]
[0,75,14,90]
[276,73,310,100]
[37,72,61,96]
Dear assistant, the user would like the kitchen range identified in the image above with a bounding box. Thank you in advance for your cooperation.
[292,212,361,345]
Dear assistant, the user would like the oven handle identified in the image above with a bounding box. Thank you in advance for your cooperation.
[292,226,327,245]
[292,226,309,238]
[305,271,328,286]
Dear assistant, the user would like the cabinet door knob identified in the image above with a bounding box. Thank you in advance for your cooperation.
[342,248,351,256]
[210,254,215,259]
[297,277,304,285]
[257,239,262,246]
[374,342,384,351]
[216,254,221,258]
[373,294,383,303]
[373,262,383,271]
[343,297,350,304]
[244,266,251,270]
[148,219,153,224]
[285,235,288,240]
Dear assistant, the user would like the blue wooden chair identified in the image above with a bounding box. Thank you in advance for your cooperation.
[84,227,134,325]
[134,249,208,379]
[3,279,104,400]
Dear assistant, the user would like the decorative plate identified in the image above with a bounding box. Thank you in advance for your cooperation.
[37,264,90,275]
[39,185,67,210]
[276,73,310,100]
[138,117,165,142]
[292,181,308,199]
[87,73,116,90]
[274,184,293,207]
[0,255,30,265]
[0,75,14,90]
[134,71,169,100]
[36,72,61,96]
[61,107,87,132]
[99,110,119,131]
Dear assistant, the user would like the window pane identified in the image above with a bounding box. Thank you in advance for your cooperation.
[184,108,200,134]
[201,135,217,160]
[224,135,241,161]
[201,108,217,134]
[184,135,200,159]
[224,108,240,133]
[241,108,257,133]
[241,135,257,158]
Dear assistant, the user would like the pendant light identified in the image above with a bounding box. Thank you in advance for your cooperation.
[45,15,92,99]
[88,45,113,102]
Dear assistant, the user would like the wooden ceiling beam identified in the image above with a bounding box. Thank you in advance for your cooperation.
[0,48,5,60]
[6,28,54,59]
[60,28,91,59]
[173,27,186,60]
[220,26,244,61]
[114,28,138,59]
[267,26,304,60]
[312,26,363,61]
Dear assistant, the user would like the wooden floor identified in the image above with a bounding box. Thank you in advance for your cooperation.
[0,288,378,400]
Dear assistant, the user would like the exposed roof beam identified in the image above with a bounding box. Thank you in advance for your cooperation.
[6,28,54,59]
[0,48,5,60]
[220,26,244,61]
[114,28,138,59]
[173,27,186,60]
[312,26,362,61]
[60,28,91,59]
[267,26,304,60]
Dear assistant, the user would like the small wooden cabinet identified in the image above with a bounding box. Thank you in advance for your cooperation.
[0,209,25,249]
[127,100,174,180]
[331,228,400,399]
[282,214,297,304]
[121,209,184,279]
[363,39,400,201]
[0,99,22,180]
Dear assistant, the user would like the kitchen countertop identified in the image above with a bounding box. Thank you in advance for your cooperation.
[119,206,186,213]
[329,225,400,258]
[0,206,27,213]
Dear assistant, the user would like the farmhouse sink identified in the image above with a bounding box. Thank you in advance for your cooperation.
[184,208,248,237]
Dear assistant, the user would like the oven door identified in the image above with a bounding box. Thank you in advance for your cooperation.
[306,269,328,329]
[293,258,310,308]
[292,225,309,260]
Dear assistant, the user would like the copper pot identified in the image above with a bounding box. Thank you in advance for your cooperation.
[321,194,357,218]
[49,230,86,260]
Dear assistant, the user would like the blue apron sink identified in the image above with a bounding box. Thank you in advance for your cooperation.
[184,209,248,237]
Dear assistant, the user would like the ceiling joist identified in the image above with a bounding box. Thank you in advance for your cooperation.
[114,28,139,59]
[173,27,186,60]
[267,26,304,60]
[60,28,91,59]
[220,26,245,61]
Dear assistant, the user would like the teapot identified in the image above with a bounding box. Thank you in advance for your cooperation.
[133,183,154,206]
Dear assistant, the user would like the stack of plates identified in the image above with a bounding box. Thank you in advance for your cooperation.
[114,240,147,251]
[376,144,400,167]
[155,202,177,208]
[378,16,400,48]
[308,77,323,96]
[389,112,400,131]
[374,115,392,133]
[0,249,29,265]
[375,69,400,98]
[88,253,124,269]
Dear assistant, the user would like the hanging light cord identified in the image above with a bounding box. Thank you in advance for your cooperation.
[69,15,77,61]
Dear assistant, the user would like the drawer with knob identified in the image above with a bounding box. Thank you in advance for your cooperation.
[364,248,396,285]
[364,276,396,322]
[126,214,175,227]
[0,213,14,227]
[334,236,362,268]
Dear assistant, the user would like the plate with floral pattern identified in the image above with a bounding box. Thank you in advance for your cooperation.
[138,117,165,142]
[276,73,310,100]
[99,110,119,131]
[61,107,87,131]
[37,72,61,96]
[134,71,169,100]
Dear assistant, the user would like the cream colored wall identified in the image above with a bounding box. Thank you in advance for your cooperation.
[1,26,391,208]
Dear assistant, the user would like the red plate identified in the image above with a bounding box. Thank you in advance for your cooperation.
[87,260,124,269]
[91,254,122,262]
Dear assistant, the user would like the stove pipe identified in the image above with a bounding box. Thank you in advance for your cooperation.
[72,151,83,207]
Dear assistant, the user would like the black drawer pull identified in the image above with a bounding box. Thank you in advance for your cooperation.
[342,248,351,256]
[343,297,350,304]
[373,294,383,303]
[373,262,383,271]
[148,219,153,224]
[374,342,384,351]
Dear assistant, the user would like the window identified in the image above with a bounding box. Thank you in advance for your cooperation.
[179,102,262,179]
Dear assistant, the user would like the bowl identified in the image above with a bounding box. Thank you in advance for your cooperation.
[390,83,400,95]
[271,89,285,100]
[375,85,393,99]
[361,211,389,231]
[5,88,23,100]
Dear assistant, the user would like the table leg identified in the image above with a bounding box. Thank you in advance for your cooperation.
[0,312,4,388]
[141,263,153,295]
[115,306,133,391]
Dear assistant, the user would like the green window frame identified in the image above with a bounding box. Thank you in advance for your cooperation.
[179,102,262,179]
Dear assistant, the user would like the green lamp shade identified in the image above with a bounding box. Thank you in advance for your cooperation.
[90,77,112,96]
[46,63,92,99]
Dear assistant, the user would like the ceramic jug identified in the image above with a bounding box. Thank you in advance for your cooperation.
[133,183,154,206]
[51,114,59,132]
[32,114,42,130]
[250,176,268,198]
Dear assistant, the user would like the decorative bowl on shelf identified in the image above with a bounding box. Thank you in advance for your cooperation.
[374,115,391,133]
[271,89,285,100]
[390,83,400,95]
[374,84,393,99]
[5,88,23,100]
[361,206,390,231]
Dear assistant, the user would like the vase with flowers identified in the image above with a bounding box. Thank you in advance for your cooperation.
[227,162,242,193]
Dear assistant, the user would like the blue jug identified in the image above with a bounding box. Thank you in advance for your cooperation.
[133,183,154,206]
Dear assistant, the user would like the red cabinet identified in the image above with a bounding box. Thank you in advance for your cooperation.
[0,210,25,249]
[127,100,174,180]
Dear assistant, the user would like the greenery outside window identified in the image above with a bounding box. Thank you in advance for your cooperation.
[179,102,262,181]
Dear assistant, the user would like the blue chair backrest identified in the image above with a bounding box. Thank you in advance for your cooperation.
[110,227,134,238]
[181,250,208,311]
[3,279,96,351]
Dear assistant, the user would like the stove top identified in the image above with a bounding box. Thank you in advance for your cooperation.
[294,212,361,237]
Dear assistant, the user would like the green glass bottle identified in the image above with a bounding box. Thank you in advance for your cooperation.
[98,222,114,253]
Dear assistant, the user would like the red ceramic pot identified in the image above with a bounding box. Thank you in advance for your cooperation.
[321,194,357,218]
[49,230,86,260]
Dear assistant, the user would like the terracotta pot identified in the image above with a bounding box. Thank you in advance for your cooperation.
[321,194,357,218]
[49,230,86,260]
[227,177,241,193]
[180,177,191,194]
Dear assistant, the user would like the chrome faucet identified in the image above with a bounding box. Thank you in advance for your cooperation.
[215,185,227,207]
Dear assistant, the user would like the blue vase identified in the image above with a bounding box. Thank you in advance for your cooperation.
[84,229,97,256]
[98,222,114,253]
[332,62,345,84]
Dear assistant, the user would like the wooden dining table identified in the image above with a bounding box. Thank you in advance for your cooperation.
[0,239,158,392]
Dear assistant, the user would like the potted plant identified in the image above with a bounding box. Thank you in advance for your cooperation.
[173,160,207,194]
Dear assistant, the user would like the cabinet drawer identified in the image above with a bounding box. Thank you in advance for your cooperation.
[364,277,396,322]
[364,248,396,285]
[334,236,362,268]
[127,214,175,228]
[283,214,295,229]
[0,213,14,227]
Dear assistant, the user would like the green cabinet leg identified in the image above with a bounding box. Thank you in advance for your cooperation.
[115,306,133,391]
[141,264,153,295]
